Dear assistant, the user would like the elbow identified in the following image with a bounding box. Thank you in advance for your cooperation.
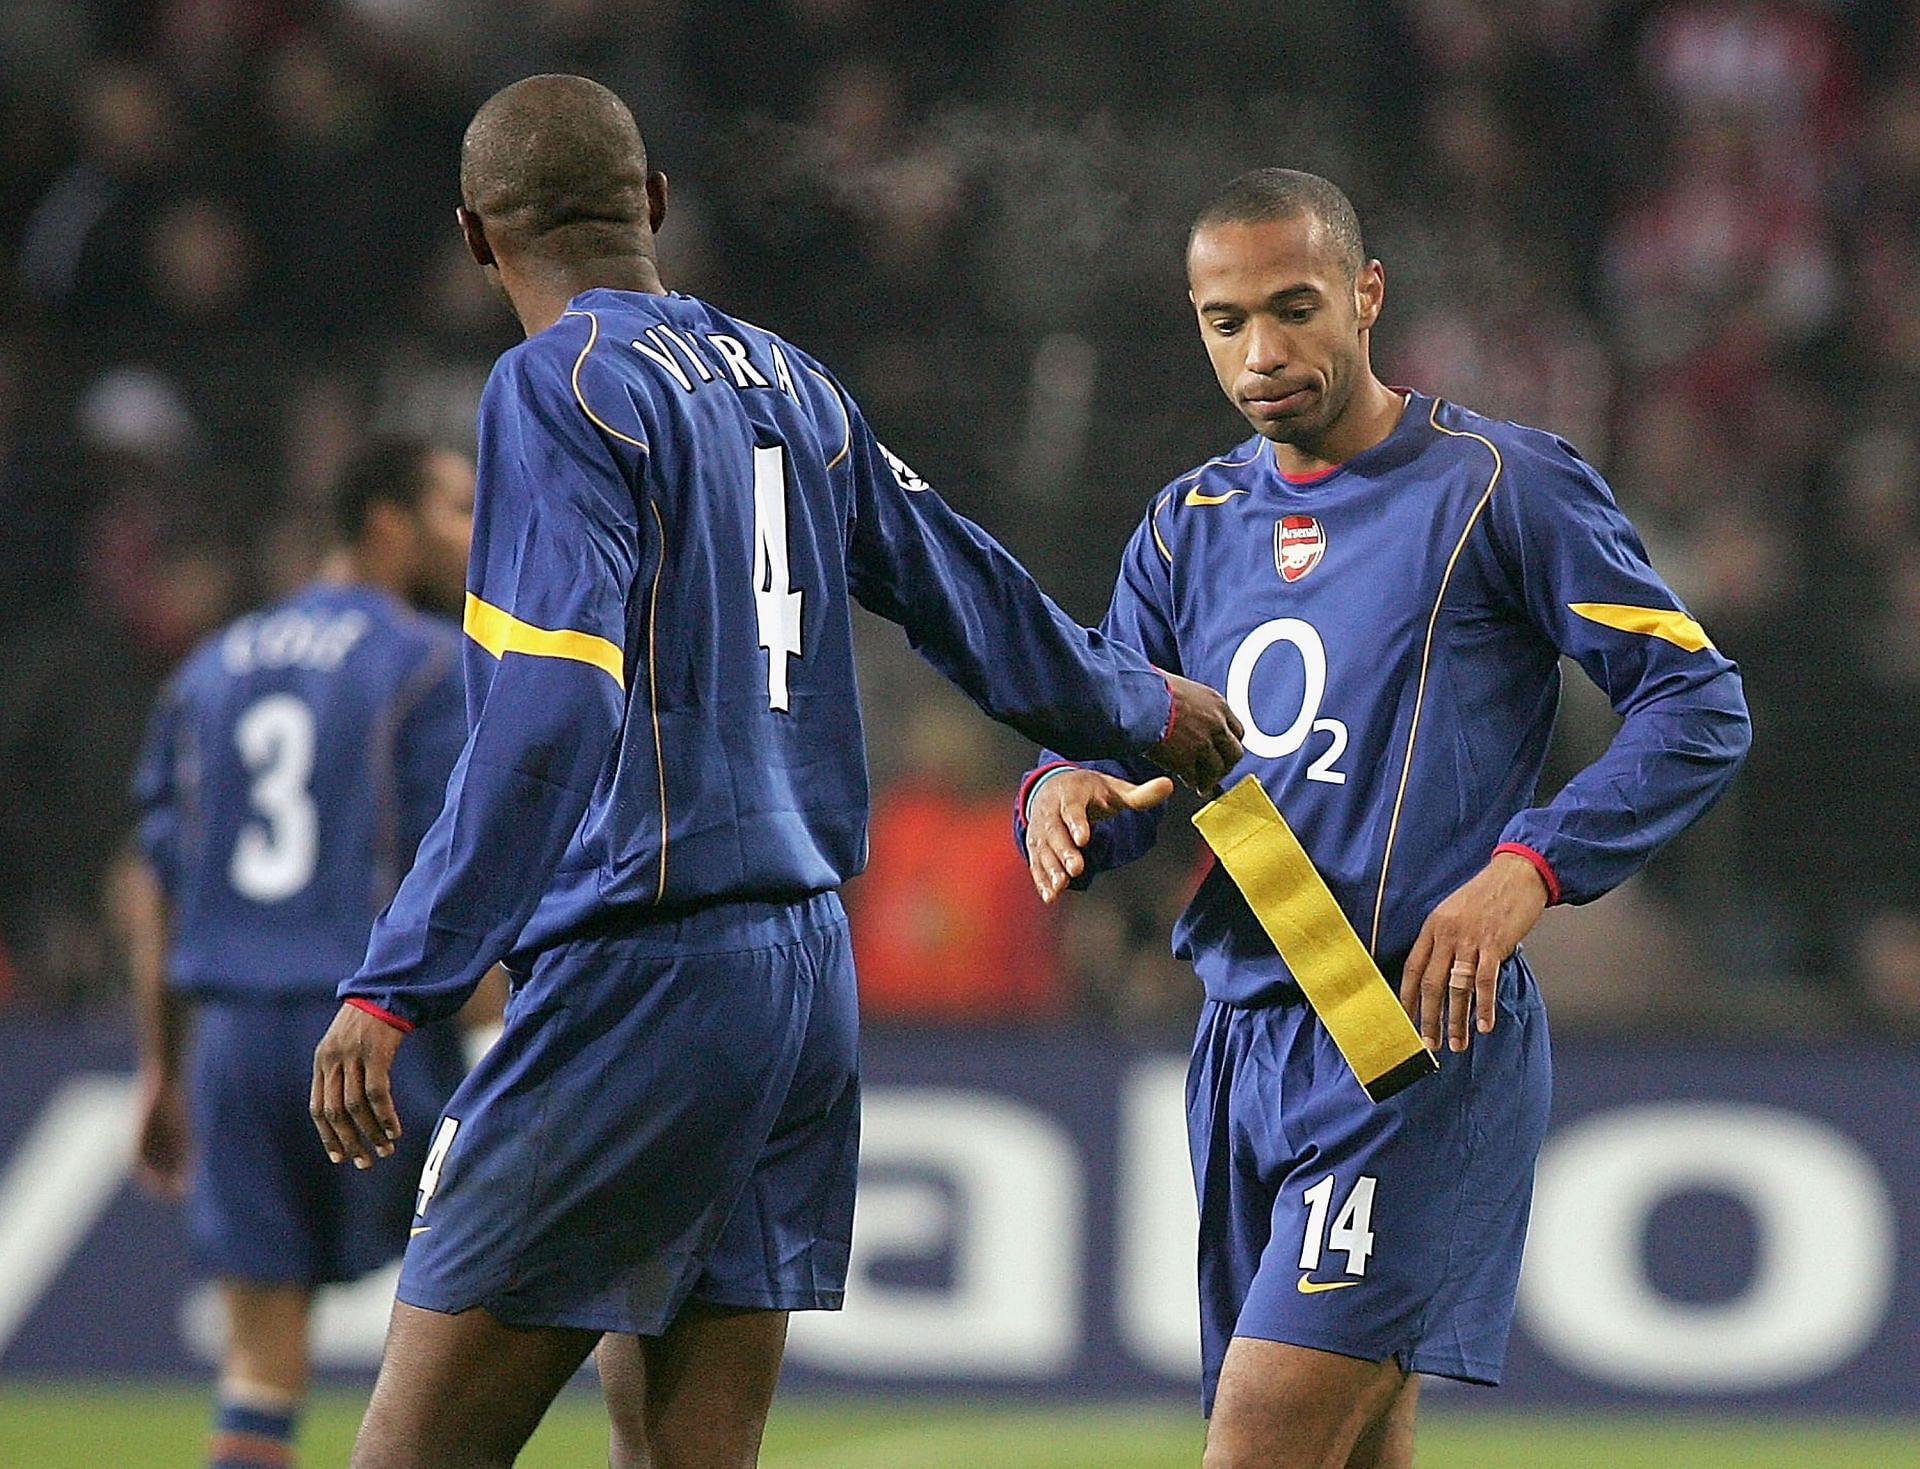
[1719,669,1754,771]
[1728,704,1754,771]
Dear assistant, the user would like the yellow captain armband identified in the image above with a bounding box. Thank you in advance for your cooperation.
[1193,776,1438,1103]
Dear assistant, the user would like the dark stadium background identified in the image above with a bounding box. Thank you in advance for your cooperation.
[0,2,1916,1464]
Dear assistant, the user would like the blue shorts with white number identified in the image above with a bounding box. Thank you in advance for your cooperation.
[1188,950,1551,1412]
[397,892,859,1336]
[187,995,468,1286]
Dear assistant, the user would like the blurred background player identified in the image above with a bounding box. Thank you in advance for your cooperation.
[127,437,503,1469]
[308,74,1240,1469]
[1019,171,1750,1468]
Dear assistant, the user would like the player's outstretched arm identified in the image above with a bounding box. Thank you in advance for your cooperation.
[1146,672,1244,794]
[113,847,191,1197]
[833,387,1211,766]
[1024,768,1176,904]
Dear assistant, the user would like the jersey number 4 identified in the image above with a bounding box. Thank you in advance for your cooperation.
[229,693,318,902]
[751,444,805,712]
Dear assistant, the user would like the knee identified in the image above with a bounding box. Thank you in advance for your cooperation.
[1203,1424,1283,1469]
[1203,1440,1276,1469]
[1204,1416,1348,1469]
[606,1422,652,1469]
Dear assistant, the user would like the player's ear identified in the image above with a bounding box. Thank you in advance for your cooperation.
[1354,259,1384,330]
[457,206,495,268]
[646,172,668,235]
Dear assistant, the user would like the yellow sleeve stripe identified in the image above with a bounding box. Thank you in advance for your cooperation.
[464,593,626,688]
[562,310,649,451]
[1150,493,1174,564]
[1567,602,1714,652]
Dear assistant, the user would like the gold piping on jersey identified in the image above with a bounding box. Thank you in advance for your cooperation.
[806,367,852,469]
[645,499,670,903]
[1567,602,1713,652]
[1172,447,1261,485]
[1150,492,1175,564]
[464,593,626,688]
[1194,776,1437,1103]
[562,309,650,451]
[1367,401,1501,955]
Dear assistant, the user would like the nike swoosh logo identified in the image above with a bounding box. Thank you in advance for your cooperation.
[1296,1274,1359,1294]
[1184,488,1248,507]
[410,1226,431,1237]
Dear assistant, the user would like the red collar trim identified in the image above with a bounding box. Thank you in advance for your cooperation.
[1269,388,1418,485]
[1275,459,1342,486]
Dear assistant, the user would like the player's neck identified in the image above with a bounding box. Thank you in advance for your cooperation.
[505,254,668,337]
[324,547,406,604]
[1270,376,1407,478]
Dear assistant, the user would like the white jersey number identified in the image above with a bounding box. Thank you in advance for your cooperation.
[1300,1172,1378,1277]
[416,1115,460,1218]
[1225,618,1348,783]
[229,693,319,902]
[751,444,805,711]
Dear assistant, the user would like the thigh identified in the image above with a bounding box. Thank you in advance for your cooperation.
[692,914,859,1313]
[1234,958,1551,1388]
[1188,998,1311,1414]
[188,1000,334,1283]
[598,1304,789,1469]
[328,1022,469,1284]
[398,909,826,1335]
[352,1302,599,1469]
[1204,1338,1407,1469]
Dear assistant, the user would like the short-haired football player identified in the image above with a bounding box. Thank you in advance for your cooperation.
[130,437,499,1469]
[1018,169,1751,1469]
[307,75,1243,1469]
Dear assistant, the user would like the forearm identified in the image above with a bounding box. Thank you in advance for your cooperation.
[343,662,619,1028]
[1501,672,1751,904]
[118,854,187,1078]
[855,496,1172,758]
[910,604,1173,759]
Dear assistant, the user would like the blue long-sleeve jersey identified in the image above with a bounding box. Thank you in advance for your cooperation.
[132,583,465,998]
[1017,392,1751,1007]
[344,288,1172,1027]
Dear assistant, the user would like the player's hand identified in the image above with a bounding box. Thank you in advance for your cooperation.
[1146,673,1244,794]
[1025,767,1176,903]
[1400,852,1550,1053]
[311,1003,407,1169]
[133,1066,190,1199]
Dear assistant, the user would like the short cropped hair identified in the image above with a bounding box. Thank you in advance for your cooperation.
[1191,169,1366,279]
[331,436,439,543]
[460,73,650,254]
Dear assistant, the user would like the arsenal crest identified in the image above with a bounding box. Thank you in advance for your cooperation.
[1275,515,1326,582]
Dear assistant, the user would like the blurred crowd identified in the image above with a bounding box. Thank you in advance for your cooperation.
[0,0,1915,1034]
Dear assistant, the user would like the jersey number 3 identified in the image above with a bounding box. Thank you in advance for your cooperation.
[229,693,318,902]
[751,444,805,711]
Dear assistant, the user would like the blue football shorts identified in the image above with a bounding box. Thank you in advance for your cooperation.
[187,994,468,1286]
[1188,950,1552,1412]
[397,891,859,1336]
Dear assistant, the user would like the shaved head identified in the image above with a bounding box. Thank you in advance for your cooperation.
[460,74,652,258]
